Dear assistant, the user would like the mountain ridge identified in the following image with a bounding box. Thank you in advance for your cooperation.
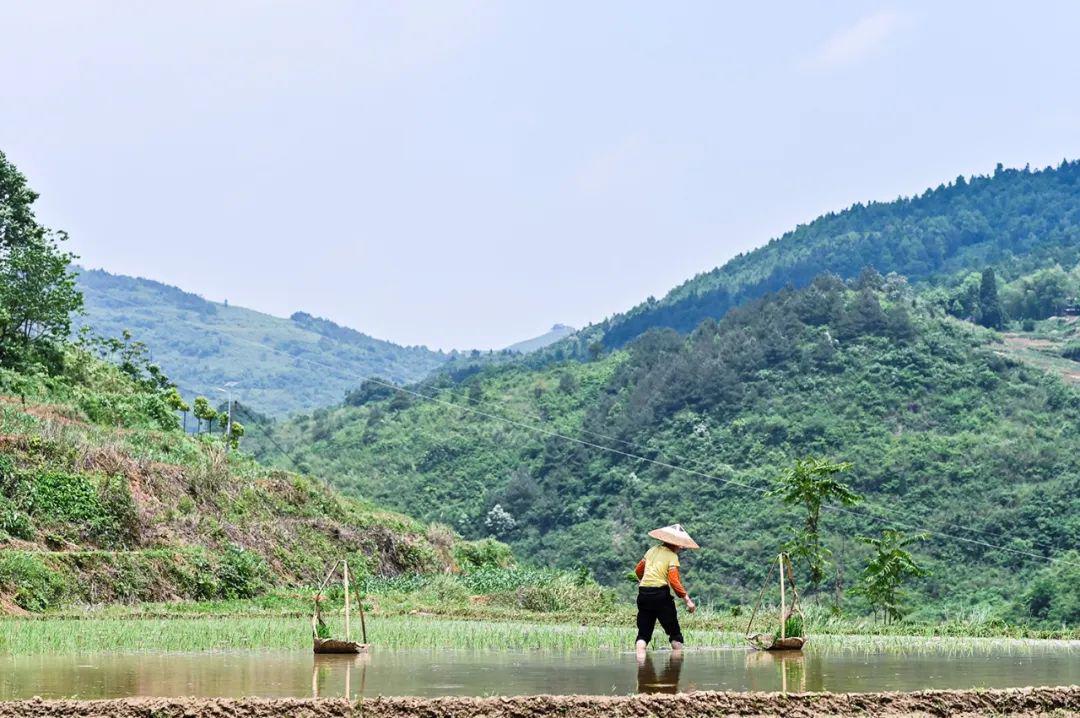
[530,161,1079,358]
[74,267,452,416]
[504,324,576,354]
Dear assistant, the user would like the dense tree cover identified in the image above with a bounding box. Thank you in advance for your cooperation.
[0,151,82,370]
[74,269,452,416]
[570,161,1080,352]
[251,277,1080,628]
[1015,551,1080,627]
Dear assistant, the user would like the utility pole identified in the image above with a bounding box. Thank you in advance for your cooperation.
[215,382,238,449]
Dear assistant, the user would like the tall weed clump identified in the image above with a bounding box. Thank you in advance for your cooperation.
[462,566,616,614]
[454,538,513,571]
[217,544,271,599]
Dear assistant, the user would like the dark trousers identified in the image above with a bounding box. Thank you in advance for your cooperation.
[636,586,684,645]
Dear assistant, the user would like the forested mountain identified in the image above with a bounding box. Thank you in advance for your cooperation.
[564,161,1080,353]
[75,269,451,416]
[248,276,1080,627]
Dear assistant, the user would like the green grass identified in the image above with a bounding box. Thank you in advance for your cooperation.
[0,615,738,654]
[3,611,1072,656]
[2,586,1074,656]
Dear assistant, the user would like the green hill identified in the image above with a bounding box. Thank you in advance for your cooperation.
[74,268,451,417]
[250,286,1080,626]
[250,278,1079,627]
[0,341,489,613]
[0,149,491,614]
[571,161,1080,352]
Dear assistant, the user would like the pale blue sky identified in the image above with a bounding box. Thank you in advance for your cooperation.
[2,2,1079,350]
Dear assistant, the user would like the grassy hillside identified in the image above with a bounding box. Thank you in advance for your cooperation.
[75,268,450,416]
[565,160,1080,353]
[0,346,495,613]
[250,277,1080,629]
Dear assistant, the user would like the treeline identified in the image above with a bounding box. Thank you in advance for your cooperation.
[593,160,1080,349]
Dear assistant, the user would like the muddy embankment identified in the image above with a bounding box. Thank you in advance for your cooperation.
[1,687,1078,718]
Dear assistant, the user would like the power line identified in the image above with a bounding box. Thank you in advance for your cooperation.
[344,376,1080,567]
[230,404,307,475]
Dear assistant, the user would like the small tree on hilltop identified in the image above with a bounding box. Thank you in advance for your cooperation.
[851,529,928,623]
[769,457,861,592]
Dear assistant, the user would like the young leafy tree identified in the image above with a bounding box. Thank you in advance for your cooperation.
[226,420,245,449]
[769,457,861,592]
[852,530,928,623]
[192,396,215,434]
[0,151,82,368]
[978,267,1003,329]
[89,330,174,391]
[164,387,191,432]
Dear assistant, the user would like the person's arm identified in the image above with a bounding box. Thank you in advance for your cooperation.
[634,559,645,580]
[667,566,696,612]
[666,566,687,598]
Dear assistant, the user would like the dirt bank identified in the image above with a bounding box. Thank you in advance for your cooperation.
[1,686,1077,718]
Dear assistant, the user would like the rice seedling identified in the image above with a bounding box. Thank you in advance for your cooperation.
[0,613,751,655]
[4,608,1070,657]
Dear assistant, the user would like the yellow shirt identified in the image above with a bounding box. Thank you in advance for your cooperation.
[639,544,680,588]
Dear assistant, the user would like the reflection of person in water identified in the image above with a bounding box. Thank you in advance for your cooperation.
[636,651,684,694]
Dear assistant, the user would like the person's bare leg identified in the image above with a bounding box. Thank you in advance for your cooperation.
[636,639,648,658]
[670,640,684,653]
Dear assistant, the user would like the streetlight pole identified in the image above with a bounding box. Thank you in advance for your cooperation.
[215,382,238,449]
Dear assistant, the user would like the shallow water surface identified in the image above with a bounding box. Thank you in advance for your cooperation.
[1,643,1077,699]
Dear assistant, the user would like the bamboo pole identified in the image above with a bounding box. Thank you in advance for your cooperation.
[344,560,351,642]
[779,553,786,640]
[358,589,368,644]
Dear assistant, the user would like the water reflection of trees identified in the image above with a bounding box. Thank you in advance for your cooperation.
[636,652,684,694]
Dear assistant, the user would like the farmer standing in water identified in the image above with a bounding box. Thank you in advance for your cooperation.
[634,524,698,656]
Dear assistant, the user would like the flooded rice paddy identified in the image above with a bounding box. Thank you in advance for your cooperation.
[1,642,1077,699]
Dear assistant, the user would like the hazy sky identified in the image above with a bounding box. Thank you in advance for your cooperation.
[3,2,1079,350]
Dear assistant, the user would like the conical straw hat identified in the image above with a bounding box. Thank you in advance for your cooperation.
[648,523,700,549]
